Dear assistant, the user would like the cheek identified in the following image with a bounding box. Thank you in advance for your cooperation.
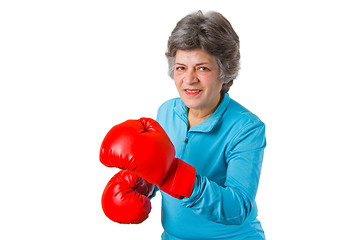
[174,78,182,90]
[205,76,222,91]
[216,81,224,91]
[173,72,180,82]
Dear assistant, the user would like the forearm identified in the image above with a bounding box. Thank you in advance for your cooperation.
[181,175,253,225]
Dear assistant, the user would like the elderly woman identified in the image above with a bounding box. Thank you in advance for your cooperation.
[156,11,266,240]
[100,9,266,240]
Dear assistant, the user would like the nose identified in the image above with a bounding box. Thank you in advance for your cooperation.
[184,69,198,85]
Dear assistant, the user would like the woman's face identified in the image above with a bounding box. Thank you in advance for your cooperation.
[174,49,223,114]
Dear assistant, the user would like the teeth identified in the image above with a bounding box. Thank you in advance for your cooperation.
[186,90,200,93]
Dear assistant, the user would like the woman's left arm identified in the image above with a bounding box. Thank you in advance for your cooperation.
[181,122,266,225]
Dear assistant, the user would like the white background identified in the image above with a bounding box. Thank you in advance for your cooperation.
[1,0,359,239]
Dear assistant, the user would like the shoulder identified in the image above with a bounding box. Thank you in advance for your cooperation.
[224,98,266,152]
[221,97,266,147]
[156,97,183,125]
[225,97,265,130]
[158,98,178,111]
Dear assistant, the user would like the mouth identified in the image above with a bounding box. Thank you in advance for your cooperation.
[184,89,201,96]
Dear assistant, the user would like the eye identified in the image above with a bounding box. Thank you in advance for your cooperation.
[175,66,185,71]
[199,66,210,71]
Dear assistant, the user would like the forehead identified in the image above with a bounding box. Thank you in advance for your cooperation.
[175,49,217,65]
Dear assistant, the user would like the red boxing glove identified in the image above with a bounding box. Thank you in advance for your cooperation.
[101,170,154,224]
[100,118,196,198]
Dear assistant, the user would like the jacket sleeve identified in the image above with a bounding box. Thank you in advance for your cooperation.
[181,121,266,225]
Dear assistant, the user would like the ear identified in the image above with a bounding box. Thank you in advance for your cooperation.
[221,80,233,93]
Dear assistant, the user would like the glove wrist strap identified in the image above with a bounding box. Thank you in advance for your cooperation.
[160,158,196,199]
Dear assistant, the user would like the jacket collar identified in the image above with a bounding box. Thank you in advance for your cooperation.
[174,93,230,133]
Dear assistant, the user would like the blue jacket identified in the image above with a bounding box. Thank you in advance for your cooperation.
[156,93,266,240]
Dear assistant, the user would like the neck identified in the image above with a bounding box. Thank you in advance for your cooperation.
[187,94,223,128]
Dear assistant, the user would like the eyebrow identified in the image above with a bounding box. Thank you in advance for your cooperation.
[175,62,210,66]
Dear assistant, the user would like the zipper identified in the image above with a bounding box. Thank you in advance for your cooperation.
[184,129,190,143]
[180,131,189,159]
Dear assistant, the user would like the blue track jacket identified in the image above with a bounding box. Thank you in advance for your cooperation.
[156,93,266,240]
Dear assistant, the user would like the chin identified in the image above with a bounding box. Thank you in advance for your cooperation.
[182,100,201,110]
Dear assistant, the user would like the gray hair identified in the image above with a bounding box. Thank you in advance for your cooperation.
[165,10,240,94]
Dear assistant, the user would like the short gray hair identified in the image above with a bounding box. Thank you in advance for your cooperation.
[165,10,240,94]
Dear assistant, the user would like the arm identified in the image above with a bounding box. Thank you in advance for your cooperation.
[181,122,266,225]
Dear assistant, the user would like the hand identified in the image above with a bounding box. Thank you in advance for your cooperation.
[101,170,154,224]
[100,118,196,198]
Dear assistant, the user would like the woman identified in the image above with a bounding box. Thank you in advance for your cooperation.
[155,11,266,240]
